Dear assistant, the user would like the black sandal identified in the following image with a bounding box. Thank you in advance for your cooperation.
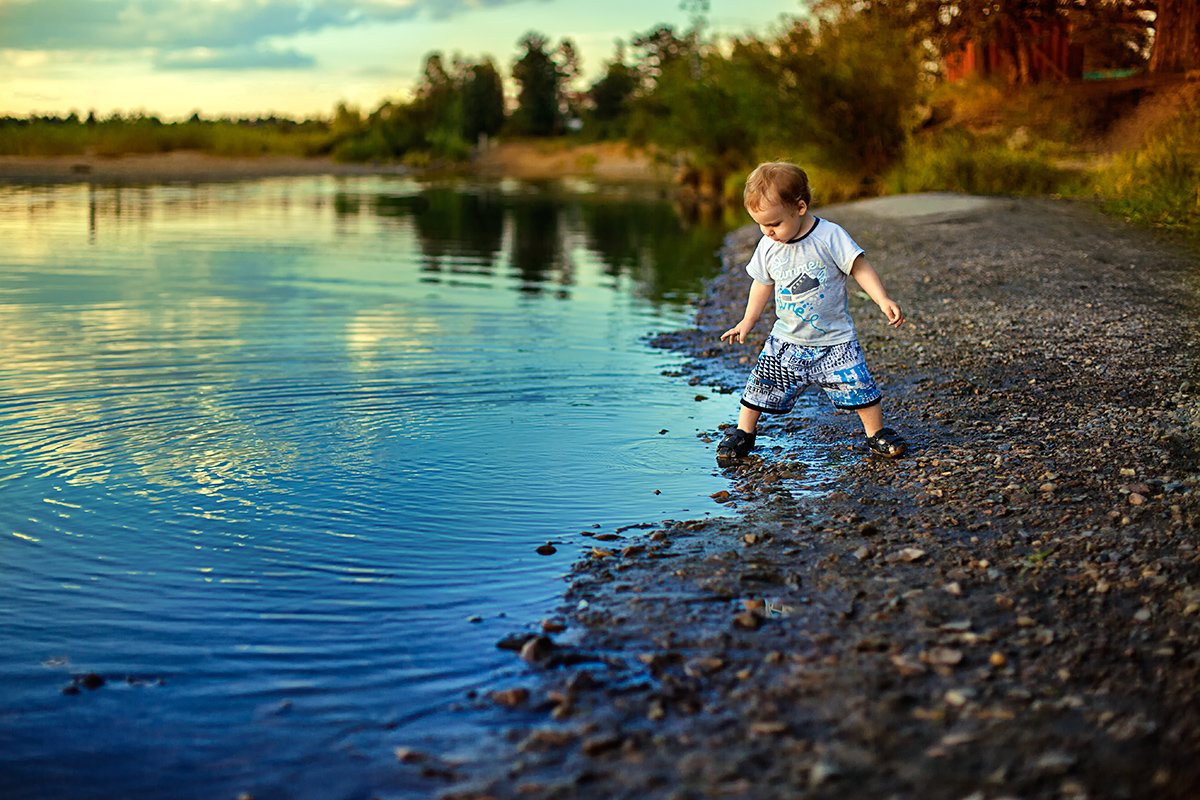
[866,427,907,458]
[716,428,756,460]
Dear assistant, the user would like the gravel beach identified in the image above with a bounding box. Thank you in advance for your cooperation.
[432,195,1200,799]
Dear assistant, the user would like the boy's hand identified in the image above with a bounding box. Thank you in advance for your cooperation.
[720,320,754,344]
[880,300,905,327]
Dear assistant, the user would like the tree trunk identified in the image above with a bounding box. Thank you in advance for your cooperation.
[1151,0,1200,73]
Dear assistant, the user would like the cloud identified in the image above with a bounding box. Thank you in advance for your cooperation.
[0,0,536,50]
[0,0,537,69]
[154,45,317,71]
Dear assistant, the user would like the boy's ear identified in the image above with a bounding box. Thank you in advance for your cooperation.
[796,200,808,215]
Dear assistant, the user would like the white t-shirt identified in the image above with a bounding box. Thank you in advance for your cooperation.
[745,216,863,347]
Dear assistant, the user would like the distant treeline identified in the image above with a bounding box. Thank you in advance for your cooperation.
[0,113,334,159]
[3,1,1196,234]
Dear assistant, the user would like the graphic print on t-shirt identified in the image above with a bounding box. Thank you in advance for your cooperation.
[782,273,819,297]
[772,248,828,333]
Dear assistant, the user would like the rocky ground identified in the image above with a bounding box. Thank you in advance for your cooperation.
[421,195,1200,800]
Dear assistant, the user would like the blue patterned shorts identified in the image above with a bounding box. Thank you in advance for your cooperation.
[741,336,882,413]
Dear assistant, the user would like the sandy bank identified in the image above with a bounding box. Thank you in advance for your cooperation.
[0,142,662,186]
[0,151,401,185]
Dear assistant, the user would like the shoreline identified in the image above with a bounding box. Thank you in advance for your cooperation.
[0,142,665,186]
[428,195,1200,798]
[0,151,398,185]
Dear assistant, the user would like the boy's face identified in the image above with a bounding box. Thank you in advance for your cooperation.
[748,199,807,243]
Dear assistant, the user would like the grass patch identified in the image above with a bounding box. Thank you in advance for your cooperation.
[1083,98,1200,236]
[884,128,1069,197]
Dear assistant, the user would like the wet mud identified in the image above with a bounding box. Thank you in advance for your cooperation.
[432,197,1200,799]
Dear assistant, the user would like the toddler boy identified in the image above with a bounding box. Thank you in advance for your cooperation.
[717,162,907,460]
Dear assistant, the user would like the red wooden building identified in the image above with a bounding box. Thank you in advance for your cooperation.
[944,19,1085,82]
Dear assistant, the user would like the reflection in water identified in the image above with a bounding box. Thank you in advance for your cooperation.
[0,177,730,800]
[327,181,723,304]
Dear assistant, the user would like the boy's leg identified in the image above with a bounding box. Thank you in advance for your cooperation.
[737,404,762,434]
[717,405,760,459]
[855,402,884,437]
[731,336,796,437]
[857,401,907,456]
[816,342,906,456]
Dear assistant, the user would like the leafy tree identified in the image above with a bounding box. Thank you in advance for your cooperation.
[460,59,506,143]
[587,57,641,137]
[623,4,922,194]
[1071,1,1153,70]
[511,32,571,135]
[331,50,506,162]
[629,24,693,90]
[331,102,364,137]
[799,9,923,171]
[414,52,462,141]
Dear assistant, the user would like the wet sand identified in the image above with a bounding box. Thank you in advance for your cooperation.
[429,195,1200,799]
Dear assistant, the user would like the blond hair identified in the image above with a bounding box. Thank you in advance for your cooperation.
[743,162,812,211]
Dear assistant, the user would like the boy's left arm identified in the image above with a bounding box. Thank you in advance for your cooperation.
[850,255,905,327]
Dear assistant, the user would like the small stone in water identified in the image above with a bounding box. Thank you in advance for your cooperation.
[536,543,557,555]
[490,687,530,708]
[395,747,431,763]
[520,635,556,664]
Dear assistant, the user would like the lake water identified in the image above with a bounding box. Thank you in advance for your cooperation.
[0,176,740,799]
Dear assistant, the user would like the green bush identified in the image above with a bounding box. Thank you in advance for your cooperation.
[0,120,86,156]
[0,116,334,159]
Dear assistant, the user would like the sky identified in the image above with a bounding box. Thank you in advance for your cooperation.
[0,0,806,120]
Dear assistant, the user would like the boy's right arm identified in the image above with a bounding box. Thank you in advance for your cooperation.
[720,280,773,344]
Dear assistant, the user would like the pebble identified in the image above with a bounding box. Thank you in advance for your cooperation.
[581,735,623,757]
[923,647,964,667]
[519,729,577,752]
[732,612,763,630]
[520,636,556,664]
[886,547,927,563]
[490,687,530,708]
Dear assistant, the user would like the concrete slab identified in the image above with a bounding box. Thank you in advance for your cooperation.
[845,192,1001,219]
